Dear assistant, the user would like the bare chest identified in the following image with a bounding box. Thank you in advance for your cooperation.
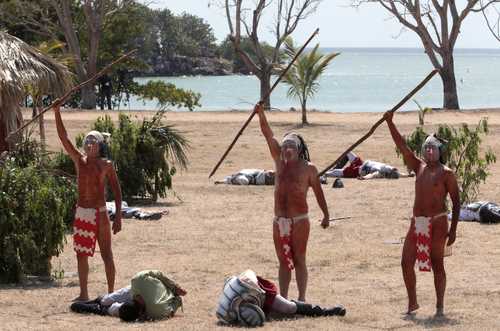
[78,159,107,184]
[415,167,447,198]
[276,163,309,192]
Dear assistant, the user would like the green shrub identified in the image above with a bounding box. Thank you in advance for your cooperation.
[86,111,189,201]
[0,134,77,283]
[0,160,76,283]
[398,118,497,203]
[131,80,201,111]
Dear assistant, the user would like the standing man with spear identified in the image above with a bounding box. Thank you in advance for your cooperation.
[9,51,136,301]
[255,102,330,302]
[384,111,459,316]
[209,30,328,302]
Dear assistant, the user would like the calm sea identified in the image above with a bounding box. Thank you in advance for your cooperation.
[123,48,500,112]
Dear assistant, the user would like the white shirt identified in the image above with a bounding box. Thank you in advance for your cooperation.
[101,286,132,317]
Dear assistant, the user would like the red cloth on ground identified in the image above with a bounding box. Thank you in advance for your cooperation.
[342,157,363,178]
[257,276,278,315]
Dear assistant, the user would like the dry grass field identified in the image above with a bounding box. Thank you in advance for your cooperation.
[2,108,500,330]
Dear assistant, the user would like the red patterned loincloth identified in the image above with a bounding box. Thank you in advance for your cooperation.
[273,214,309,271]
[414,216,432,272]
[413,212,447,272]
[73,206,101,256]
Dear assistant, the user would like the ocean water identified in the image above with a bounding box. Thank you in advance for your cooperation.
[123,48,500,112]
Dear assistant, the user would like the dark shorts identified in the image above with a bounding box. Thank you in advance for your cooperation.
[257,276,278,315]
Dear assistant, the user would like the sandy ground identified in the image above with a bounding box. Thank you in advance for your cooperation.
[2,108,500,330]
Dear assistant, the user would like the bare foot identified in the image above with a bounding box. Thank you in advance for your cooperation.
[435,307,444,317]
[406,303,420,314]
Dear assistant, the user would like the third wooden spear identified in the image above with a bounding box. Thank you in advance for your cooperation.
[208,28,320,179]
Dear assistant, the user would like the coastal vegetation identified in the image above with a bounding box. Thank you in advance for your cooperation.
[282,37,339,125]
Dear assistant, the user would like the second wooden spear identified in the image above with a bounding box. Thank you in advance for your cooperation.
[208,28,320,179]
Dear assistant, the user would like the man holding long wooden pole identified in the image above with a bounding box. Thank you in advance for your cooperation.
[384,111,459,316]
[255,102,330,302]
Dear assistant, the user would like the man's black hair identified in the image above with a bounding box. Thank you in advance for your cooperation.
[296,134,311,162]
[99,141,111,159]
[119,301,141,322]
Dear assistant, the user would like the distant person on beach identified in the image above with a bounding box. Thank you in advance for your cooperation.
[384,111,459,316]
[70,270,186,322]
[98,74,113,110]
[214,169,275,185]
[325,151,402,179]
[255,103,330,302]
[54,104,122,302]
[216,269,345,327]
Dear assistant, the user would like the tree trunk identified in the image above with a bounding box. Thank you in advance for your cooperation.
[0,119,8,153]
[259,70,271,109]
[81,85,97,109]
[301,100,308,125]
[440,54,460,110]
[35,100,46,153]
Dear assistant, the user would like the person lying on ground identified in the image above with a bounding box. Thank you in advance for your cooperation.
[451,201,500,223]
[70,270,186,322]
[324,151,407,180]
[54,104,122,302]
[214,169,275,185]
[216,269,345,327]
[106,201,169,221]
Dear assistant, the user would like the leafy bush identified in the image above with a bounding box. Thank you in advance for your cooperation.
[398,118,497,203]
[131,80,201,111]
[0,136,77,283]
[86,111,189,201]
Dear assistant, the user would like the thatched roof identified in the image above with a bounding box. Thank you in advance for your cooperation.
[0,31,73,135]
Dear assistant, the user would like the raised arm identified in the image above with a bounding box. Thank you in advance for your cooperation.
[53,105,81,162]
[445,170,460,246]
[255,103,281,161]
[309,165,330,228]
[106,162,122,234]
[384,111,421,173]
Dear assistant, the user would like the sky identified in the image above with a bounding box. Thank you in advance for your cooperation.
[145,0,499,49]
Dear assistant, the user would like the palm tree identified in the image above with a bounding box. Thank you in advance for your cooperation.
[282,38,339,125]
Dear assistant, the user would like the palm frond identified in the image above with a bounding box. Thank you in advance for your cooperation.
[150,124,190,170]
[280,37,339,110]
[0,31,73,132]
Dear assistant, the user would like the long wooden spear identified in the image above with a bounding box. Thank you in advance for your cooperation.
[208,28,320,179]
[7,49,137,140]
[317,69,439,178]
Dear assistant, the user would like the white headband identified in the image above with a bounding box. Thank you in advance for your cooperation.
[281,133,301,149]
[423,134,442,149]
[84,130,104,144]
